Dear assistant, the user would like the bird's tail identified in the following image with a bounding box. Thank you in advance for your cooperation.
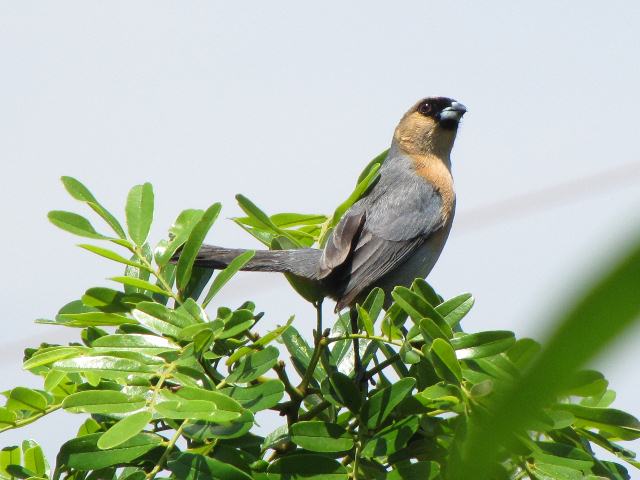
[177,244,323,281]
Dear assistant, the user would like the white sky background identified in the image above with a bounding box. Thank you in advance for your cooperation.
[1,0,640,474]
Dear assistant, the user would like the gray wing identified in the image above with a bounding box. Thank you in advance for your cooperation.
[319,166,446,309]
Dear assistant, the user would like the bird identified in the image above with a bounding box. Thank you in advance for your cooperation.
[179,97,466,312]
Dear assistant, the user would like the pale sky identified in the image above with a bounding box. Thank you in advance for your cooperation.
[1,0,640,474]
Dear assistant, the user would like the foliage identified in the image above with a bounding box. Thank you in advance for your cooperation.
[2,166,640,480]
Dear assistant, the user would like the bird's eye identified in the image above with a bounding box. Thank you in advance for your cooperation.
[417,101,432,116]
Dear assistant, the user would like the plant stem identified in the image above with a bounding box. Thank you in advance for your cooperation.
[364,353,401,381]
[327,334,425,359]
[145,421,185,480]
[133,245,182,304]
[299,400,331,421]
[349,308,364,388]
[0,404,62,434]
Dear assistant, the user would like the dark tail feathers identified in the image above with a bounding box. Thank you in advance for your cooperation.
[175,244,323,281]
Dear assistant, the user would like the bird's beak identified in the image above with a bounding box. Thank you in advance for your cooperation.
[438,102,467,124]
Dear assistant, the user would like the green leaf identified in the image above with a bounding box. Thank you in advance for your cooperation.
[555,404,640,440]
[97,411,152,449]
[61,176,127,239]
[430,338,462,383]
[451,229,640,479]
[391,287,449,334]
[361,287,385,325]
[562,370,608,398]
[0,407,17,426]
[62,390,146,414]
[82,287,144,311]
[235,195,298,245]
[386,461,440,480]
[361,415,420,458]
[532,441,594,471]
[321,372,361,413]
[415,382,462,409]
[0,446,21,477]
[218,309,255,339]
[203,250,255,307]
[175,386,246,415]
[125,183,154,246]
[267,454,348,479]
[271,212,327,227]
[56,433,161,471]
[357,149,388,184]
[45,311,135,327]
[450,331,516,359]
[109,276,170,296]
[48,211,107,239]
[154,209,204,266]
[435,293,474,328]
[91,334,178,354]
[167,452,252,480]
[331,163,381,226]
[176,203,222,291]
[527,463,584,480]
[411,278,442,307]
[363,378,416,429]
[78,244,148,270]
[23,442,47,476]
[6,387,48,412]
[223,380,285,413]
[227,346,279,384]
[155,399,241,422]
[282,326,325,380]
[23,346,87,370]
[53,355,155,379]
[134,301,196,333]
[290,421,354,453]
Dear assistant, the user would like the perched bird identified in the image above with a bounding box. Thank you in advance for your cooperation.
[182,97,466,311]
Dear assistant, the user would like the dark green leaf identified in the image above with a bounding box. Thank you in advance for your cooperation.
[203,251,255,307]
[361,415,420,458]
[167,452,252,480]
[430,338,462,383]
[321,372,361,413]
[363,378,416,429]
[391,287,448,332]
[56,433,161,470]
[267,454,348,479]
[176,203,222,291]
[451,230,640,479]
[555,404,640,440]
[386,461,440,480]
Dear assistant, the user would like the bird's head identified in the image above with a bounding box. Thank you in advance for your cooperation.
[393,97,467,158]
